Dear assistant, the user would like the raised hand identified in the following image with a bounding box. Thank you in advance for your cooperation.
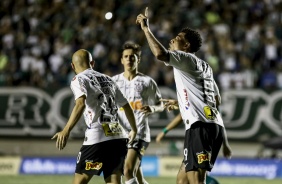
[136,7,149,30]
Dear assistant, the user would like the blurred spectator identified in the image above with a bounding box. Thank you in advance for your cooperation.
[0,50,8,72]
[0,0,281,91]
[260,69,277,91]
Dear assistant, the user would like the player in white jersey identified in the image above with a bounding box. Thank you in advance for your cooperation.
[136,8,232,184]
[112,42,164,184]
[156,82,231,184]
[52,49,137,184]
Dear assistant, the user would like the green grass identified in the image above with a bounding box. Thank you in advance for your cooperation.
[0,175,281,184]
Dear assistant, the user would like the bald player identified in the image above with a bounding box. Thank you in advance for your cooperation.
[52,49,137,184]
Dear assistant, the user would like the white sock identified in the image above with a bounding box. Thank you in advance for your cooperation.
[125,177,139,184]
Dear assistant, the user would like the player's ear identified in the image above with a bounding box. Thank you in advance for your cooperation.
[71,62,75,70]
[184,42,190,52]
[90,60,95,69]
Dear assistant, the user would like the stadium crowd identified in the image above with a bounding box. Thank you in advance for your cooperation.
[0,0,281,91]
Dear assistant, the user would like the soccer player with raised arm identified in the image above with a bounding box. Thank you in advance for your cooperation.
[112,42,164,184]
[52,49,137,184]
[156,81,232,184]
[136,8,232,184]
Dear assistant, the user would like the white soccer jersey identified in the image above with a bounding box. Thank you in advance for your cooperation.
[165,51,224,130]
[70,68,128,145]
[112,73,162,142]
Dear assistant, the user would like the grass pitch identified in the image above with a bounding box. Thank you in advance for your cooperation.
[0,175,281,184]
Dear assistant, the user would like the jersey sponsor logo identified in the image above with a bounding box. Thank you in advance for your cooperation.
[119,100,143,111]
[183,89,190,110]
[197,153,210,164]
[85,162,103,170]
[102,122,123,136]
[129,100,142,110]
[203,106,216,120]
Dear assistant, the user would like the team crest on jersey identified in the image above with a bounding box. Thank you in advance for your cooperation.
[85,161,103,170]
[135,80,144,92]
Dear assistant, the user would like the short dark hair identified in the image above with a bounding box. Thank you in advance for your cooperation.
[122,41,141,59]
[181,28,202,53]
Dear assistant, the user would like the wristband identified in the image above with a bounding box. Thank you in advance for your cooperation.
[163,128,169,134]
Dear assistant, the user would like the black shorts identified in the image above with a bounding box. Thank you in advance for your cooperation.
[75,139,127,179]
[127,139,149,160]
[183,122,223,172]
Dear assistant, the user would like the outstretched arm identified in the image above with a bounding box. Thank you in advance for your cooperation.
[136,7,169,62]
[156,113,182,143]
[160,99,179,112]
[140,101,164,115]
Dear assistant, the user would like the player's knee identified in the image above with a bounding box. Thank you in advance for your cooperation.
[73,174,90,184]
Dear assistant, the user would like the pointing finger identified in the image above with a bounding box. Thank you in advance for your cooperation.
[145,7,148,17]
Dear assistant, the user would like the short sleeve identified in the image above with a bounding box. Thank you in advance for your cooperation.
[70,76,87,100]
[147,79,162,104]
[165,50,197,70]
